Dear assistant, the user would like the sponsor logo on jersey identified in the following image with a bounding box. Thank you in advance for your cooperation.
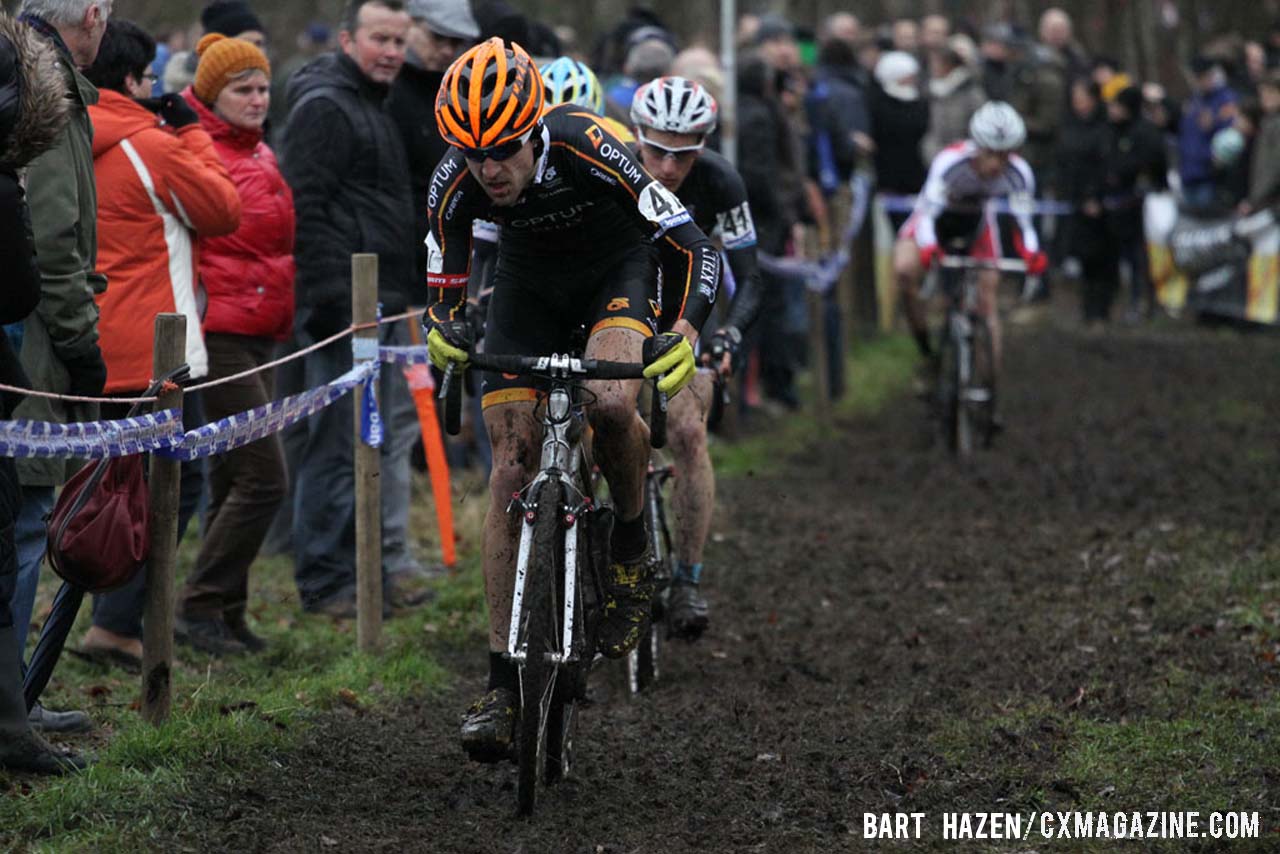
[509,200,595,229]
[607,297,630,312]
[698,252,720,302]
[599,141,646,186]
[585,124,605,150]
[589,167,618,187]
[427,156,462,210]
[445,191,464,221]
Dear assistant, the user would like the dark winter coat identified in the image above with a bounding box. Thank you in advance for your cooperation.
[868,84,928,195]
[1056,108,1112,263]
[805,62,869,193]
[1177,84,1237,189]
[282,52,416,334]
[11,14,103,488]
[737,61,801,255]
[387,59,450,284]
[1101,115,1168,244]
[0,15,66,420]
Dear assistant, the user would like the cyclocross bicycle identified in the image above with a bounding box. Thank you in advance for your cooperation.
[934,253,1026,456]
[441,352,666,816]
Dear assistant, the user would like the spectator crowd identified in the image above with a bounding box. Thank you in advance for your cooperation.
[2,0,1280,773]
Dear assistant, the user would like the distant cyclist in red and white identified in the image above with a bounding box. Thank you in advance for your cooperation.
[893,101,1047,370]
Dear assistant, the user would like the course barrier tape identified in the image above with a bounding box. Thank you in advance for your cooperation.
[0,361,377,461]
[759,188,1075,295]
[378,345,432,366]
[0,408,184,459]
[157,361,378,461]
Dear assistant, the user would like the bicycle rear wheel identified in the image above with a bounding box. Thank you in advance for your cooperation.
[516,478,564,816]
[627,473,669,693]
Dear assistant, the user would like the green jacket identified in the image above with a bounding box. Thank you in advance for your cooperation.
[13,51,105,487]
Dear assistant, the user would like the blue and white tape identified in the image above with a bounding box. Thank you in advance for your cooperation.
[158,361,377,461]
[0,408,184,459]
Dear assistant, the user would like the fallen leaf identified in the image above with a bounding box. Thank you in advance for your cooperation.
[337,688,361,709]
[1065,686,1086,709]
[755,753,781,762]
[85,684,112,698]
[711,650,728,659]
[423,623,440,634]
[320,835,338,847]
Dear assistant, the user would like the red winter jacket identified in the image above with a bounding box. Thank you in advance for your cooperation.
[183,87,295,340]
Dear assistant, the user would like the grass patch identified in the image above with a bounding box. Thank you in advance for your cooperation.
[711,334,916,477]
[0,473,489,852]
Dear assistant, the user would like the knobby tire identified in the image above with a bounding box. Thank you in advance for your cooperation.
[516,478,564,816]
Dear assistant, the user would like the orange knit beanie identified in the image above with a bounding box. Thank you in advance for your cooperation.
[193,33,270,105]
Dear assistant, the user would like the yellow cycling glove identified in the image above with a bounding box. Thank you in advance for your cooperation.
[642,332,696,396]
[427,326,469,372]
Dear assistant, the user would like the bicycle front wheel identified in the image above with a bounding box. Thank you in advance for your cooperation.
[969,319,997,447]
[936,319,964,454]
[516,478,564,816]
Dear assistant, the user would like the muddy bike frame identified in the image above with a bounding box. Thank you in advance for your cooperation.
[935,254,1026,454]
[440,352,666,814]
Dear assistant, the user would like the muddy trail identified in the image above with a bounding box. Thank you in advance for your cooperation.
[170,318,1280,852]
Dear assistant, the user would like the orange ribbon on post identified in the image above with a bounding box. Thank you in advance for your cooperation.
[406,316,457,569]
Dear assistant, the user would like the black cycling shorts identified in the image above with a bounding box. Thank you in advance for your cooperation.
[480,244,659,409]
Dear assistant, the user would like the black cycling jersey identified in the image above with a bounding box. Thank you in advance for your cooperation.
[645,146,764,334]
[425,105,722,332]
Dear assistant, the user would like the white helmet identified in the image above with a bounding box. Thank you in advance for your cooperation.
[968,101,1026,151]
[630,76,718,136]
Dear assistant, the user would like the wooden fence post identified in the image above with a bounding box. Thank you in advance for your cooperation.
[141,313,185,725]
[352,254,382,652]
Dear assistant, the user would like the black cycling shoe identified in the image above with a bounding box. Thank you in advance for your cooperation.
[459,687,517,763]
[597,548,657,659]
[666,579,709,640]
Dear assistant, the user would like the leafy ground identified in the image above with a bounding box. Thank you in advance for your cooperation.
[4,309,1280,852]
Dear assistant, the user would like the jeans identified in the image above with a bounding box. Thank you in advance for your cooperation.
[90,395,206,640]
[292,320,416,606]
[10,486,53,660]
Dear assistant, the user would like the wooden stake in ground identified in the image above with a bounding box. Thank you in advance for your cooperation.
[352,254,383,652]
[142,313,185,725]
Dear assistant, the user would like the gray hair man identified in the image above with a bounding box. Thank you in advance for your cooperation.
[6,0,112,736]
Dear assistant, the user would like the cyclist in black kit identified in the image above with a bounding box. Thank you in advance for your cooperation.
[629,76,763,639]
[422,39,722,761]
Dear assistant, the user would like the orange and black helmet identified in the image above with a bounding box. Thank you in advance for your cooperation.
[435,38,545,151]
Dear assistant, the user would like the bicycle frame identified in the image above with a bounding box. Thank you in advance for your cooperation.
[507,385,591,668]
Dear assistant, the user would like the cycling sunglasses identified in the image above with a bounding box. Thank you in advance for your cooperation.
[463,128,535,163]
[637,128,704,163]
